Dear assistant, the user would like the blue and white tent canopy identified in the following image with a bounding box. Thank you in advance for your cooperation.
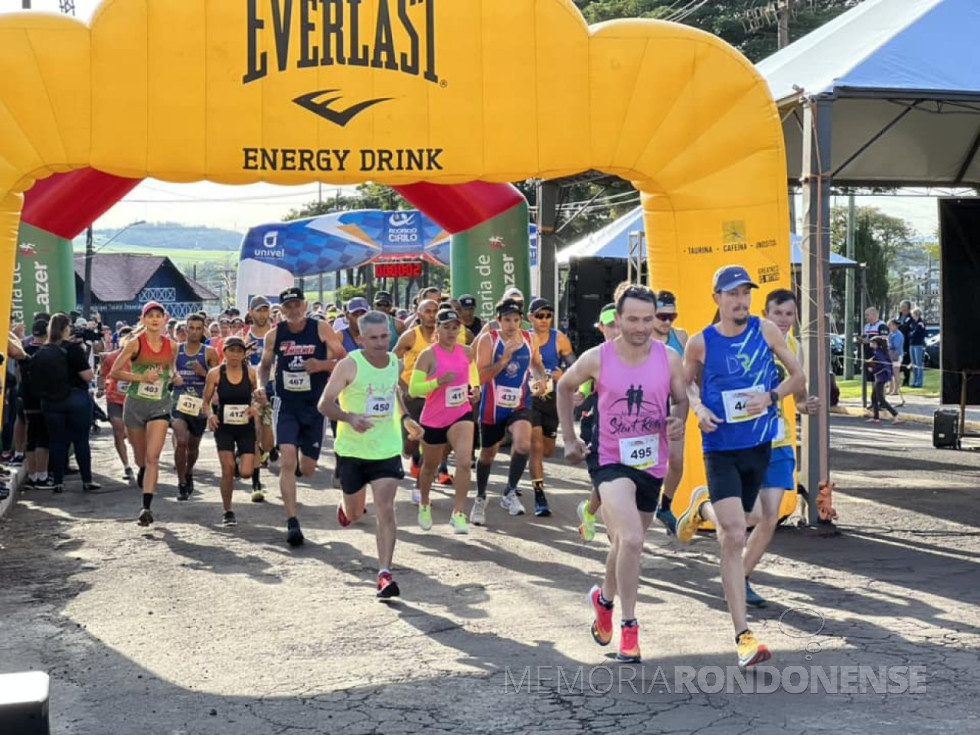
[557,206,857,267]
[757,0,980,186]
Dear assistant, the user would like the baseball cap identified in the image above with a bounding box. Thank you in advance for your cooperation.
[502,286,524,302]
[74,317,89,328]
[496,298,523,317]
[396,309,409,319]
[279,287,304,304]
[437,309,461,325]
[712,265,758,293]
[374,291,393,304]
[223,336,247,351]
[249,295,271,310]
[141,301,165,317]
[31,319,48,337]
[347,297,371,314]
[596,303,617,327]
[458,294,477,308]
[529,298,553,315]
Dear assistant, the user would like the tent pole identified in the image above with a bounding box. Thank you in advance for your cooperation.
[800,96,833,527]
[843,194,856,380]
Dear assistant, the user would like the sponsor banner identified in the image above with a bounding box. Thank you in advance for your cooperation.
[12,222,76,326]
[451,201,532,322]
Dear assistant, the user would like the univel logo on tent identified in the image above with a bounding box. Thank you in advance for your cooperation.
[242,0,440,127]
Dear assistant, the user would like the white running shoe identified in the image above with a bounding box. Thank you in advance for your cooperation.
[470,497,487,526]
[411,488,422,504]
[500,491,526,516]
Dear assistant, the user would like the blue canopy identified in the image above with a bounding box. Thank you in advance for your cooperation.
[557,207,857,267]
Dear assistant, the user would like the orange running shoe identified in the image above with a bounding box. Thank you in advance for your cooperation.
[617,623,641,663]
[588,585,613,646]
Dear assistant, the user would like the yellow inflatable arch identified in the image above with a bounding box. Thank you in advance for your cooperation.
[0,0,792,513]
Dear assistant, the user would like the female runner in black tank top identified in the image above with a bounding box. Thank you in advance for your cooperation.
[202,337,258,527]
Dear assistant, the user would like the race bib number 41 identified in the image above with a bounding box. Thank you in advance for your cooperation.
[619,435,659,469]
[446,385,467,408]
[721,386,764,423]
[284,372,312,392]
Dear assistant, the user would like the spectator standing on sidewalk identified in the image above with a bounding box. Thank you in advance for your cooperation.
[897,300,914,387]
[887,319,905,402]
[908,309,927,388]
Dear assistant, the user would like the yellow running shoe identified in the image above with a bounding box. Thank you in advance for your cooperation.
[418,504,433,531]
[577,500,596,543]
[736,629,771,670]
[676,486,710,544]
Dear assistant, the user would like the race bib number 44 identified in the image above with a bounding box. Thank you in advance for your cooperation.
[619,435,659,469]
[284,372,312,392]
[721,386,765,423]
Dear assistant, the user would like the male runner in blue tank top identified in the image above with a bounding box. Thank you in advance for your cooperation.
[676,265,805,670]
[171,314,218,501]
[255,287,348,547]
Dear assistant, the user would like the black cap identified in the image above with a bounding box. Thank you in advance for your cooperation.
[223,336,248,351]
[529,298,553,314]
[279,287,304,304]
[31,319,48,337]
[496,298,523,318]
[878,324,890,336]
[374,291,393,304]
[437,309,461,325]
[458,294,477,308]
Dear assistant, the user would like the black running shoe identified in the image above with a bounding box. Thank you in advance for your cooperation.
[534,490,551,517]
[34,477,56,491]
[186,474,195,495]
[83,482,102,492]
[286,518,304,547]
[177,484,190,501]
[222,511,238,527]
[137,508,154,526]
[376,572,400,599]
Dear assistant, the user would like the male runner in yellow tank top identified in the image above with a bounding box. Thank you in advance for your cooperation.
[320,310,423,598]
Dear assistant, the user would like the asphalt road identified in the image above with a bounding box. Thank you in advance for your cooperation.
[1,415,979,734]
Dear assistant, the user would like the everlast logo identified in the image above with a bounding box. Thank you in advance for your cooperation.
[243,0,439,125]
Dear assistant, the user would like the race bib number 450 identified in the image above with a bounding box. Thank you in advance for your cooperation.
[366,394,394,418]
[721,386,764,423]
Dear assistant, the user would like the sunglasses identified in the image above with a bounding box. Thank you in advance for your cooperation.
[533,312,553,319]
[655,313,678,322]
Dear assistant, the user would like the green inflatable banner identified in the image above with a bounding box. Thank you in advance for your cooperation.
[12,222,77,327]
[450,200,532,323]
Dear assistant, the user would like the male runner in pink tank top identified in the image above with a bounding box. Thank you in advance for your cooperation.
[557,285,688,663]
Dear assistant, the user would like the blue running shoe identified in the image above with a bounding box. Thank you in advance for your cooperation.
[745,579,767,608]
[656,507,677,536]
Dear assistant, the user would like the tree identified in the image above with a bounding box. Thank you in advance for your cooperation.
[829,205,915,324]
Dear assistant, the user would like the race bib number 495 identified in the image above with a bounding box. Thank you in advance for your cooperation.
[619,435,659,469]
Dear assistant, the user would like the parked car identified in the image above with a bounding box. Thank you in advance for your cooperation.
[924,333,940,368]
[829,334,844,375]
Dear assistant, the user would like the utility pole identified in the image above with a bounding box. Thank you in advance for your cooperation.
[843,194,856,379]
[777,0,791,49]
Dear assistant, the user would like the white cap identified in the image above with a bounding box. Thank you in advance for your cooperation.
[502,286,524,301]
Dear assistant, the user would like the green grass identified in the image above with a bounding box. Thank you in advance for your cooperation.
[75,242,239,266]
[836,367,939,400]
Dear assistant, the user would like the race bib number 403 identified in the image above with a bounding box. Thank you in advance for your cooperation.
[137,380,164,400]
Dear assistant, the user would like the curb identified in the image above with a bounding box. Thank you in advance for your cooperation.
[831,405,980,433]
[0,466,26,523]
